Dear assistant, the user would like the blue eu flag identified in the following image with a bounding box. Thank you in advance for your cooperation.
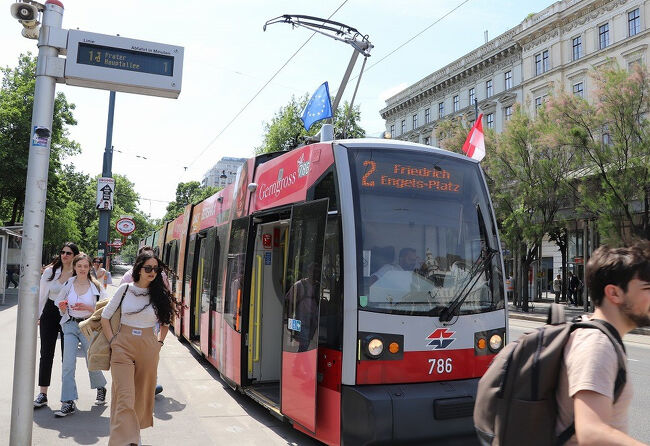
[301,82,333,131]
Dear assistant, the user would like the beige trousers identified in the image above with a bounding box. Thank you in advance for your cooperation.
[109,325,160,446]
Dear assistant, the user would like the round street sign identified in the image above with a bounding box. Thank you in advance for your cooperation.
[116,217,136,236]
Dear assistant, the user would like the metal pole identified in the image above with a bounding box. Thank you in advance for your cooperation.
[98,91,116,269]
[10,2,64,444]
[583,219,589,312]
[331,48,361,115]
[474,98,479,122]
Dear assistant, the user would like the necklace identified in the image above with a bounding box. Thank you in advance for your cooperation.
[131,288,150,297]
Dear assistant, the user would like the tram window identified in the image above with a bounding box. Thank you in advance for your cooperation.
[184,235,196,301]
[318,217,343,350]
[224,218,249,330]
[199,229,216,315]
[214,225,228,312]
[349,148,504,316]
[168,241,179,292]
[309,170,338,211]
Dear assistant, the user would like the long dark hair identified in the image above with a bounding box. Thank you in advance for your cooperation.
[48,242,80,281]
[132,251,178,325]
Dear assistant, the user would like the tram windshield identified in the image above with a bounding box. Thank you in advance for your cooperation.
[348,147,504,316]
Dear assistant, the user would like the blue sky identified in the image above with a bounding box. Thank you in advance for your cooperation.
[0,0,552,218]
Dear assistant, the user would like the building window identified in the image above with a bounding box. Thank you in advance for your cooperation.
[599,23,610,49]
[573,82,584,98]
[401,120,406,135]
[543,50,549,72]
[535,97,542,115]
[424,108,430,124]
[486,79,493,98]
[390,124,395,137]
[469,87,475,106]
[438,102,445,118]
[504,105,513,121]
[412,114,418,129]
[602,132,611,146]
[505,71,512,89]
[535,53,543,75]
[629,8,640,37]
[424,136,431,145]
[486,113,494,129]
[572,36,582,61]
[453,95,459,112]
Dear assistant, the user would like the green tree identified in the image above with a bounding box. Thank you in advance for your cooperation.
[163,181,220,222]
[256,95,365,154]
[0,53,80,225]
[545,63,650,243]
[488,104,577,310]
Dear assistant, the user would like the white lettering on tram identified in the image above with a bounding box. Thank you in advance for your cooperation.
[258,171,298,201]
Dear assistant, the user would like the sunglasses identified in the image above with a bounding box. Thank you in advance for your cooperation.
[142,266,162,273]
[93,261,101,264]
[60,251,74,256]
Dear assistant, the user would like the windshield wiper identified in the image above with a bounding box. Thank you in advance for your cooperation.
[438,246,497,322]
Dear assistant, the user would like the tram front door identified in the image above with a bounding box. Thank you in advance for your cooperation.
[280,199,328,432]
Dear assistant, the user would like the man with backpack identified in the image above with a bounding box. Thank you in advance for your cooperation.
[555,243,649,445]
[474,241,650,445]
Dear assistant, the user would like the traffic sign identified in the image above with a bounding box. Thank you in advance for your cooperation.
[65,30,184,98]
[116,216,136,236]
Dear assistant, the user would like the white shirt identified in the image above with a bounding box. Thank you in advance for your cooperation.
[66,285,95,319]
[102,283,158,328]
[39,266,64,317]
[54,276,105,325]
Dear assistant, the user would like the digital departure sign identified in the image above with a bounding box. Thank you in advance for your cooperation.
[358,158,462,194]
[77,43,174,77]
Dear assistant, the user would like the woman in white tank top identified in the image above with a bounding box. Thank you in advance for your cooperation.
[53,253,107,417]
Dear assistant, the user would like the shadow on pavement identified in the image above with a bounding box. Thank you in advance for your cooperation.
[33,404,110,444]
[154,395,187,421]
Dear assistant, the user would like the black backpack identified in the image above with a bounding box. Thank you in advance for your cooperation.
[473,304,627,446]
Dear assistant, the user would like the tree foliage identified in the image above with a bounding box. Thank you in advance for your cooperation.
[256,95,365,154]
[545,63,650,243]
[0,53,80,226]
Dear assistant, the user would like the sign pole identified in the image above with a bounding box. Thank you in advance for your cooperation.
[10,2,64,444]
[98,91,116,269]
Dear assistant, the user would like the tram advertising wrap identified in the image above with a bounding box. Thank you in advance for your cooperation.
[144,139,507,445]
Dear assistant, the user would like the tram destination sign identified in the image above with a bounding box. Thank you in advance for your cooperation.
[64,30,183,98]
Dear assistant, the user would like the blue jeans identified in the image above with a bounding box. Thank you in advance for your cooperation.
[61,320,107,402]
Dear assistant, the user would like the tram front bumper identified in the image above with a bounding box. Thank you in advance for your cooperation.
[341,379,478,445]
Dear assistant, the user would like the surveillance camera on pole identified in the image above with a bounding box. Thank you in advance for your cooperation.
[10,1,43,39]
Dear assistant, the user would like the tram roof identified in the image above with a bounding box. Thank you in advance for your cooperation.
[330,138,480,164]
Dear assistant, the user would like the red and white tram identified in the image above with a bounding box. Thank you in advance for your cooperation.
[146,132,508,445]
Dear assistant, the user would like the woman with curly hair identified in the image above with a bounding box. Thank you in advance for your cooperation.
[101,251,176,446]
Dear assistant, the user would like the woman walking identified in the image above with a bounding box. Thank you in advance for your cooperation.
[34,242,79,408]
[92,257,109,288]
[101,251,176,445]
[54,253,108,416]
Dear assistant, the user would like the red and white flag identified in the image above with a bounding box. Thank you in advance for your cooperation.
[462,113,485,161]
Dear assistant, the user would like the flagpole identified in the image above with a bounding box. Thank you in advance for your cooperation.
[474,98,478,122]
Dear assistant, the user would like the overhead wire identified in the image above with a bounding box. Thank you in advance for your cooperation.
[352,0,473,79]
[184,0,349,172]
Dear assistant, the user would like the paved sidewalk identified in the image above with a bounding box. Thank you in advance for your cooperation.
[0,283,317,445]
[508,297,650,336]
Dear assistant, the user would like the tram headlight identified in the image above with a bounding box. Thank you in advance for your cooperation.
[489,334,503,352]
[365,336,384,358]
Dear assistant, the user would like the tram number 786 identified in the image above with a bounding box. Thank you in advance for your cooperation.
[428,358,453,375]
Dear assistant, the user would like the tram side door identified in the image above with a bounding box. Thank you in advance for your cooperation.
[281,198,329,433]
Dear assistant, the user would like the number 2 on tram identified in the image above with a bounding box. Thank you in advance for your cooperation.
[152,136,508,445]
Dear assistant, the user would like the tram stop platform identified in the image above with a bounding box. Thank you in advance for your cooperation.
[0,279,319,446]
